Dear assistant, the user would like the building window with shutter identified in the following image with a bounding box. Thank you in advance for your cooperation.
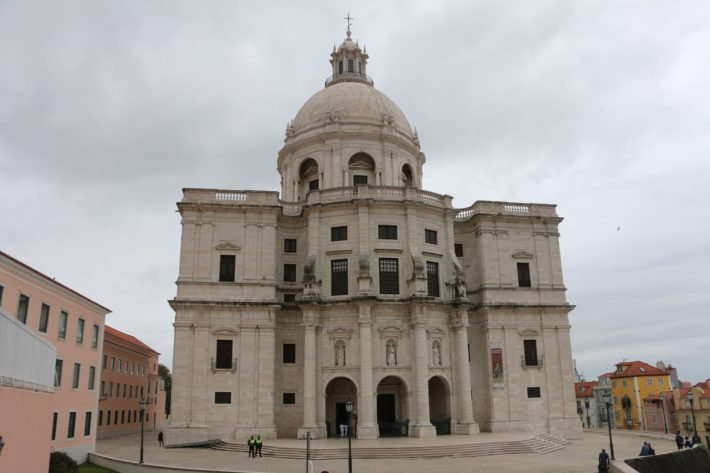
[454,244,464,257]
[39,303,50,333]
[17,294,29,324]
[379,258,399,294]
[283,264,297,282]
[219,255,236,282]
[426,261,440,297]
[353,175,368,185]
[517,262,531,287]
[425,229,438,245]
[523,340,539,366]
[283,343,296,364]
[216,340,233,369]
[284,238,297,252]
[331,226,348,241]
[378,225,397,240]
[331,259,348,295]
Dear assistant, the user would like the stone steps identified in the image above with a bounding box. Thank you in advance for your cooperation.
[211,434,567,460]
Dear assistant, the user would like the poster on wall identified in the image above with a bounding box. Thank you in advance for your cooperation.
[491,348,504,383]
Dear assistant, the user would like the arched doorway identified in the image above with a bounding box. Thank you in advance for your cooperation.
[324,377,357,438]
[348,153,375,186]
[376,376,409,437]
[428,376,451,435]
[298,158,319,199]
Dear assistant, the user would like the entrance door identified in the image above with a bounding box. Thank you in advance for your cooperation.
[335,402,348,435]
[377,393,397,436]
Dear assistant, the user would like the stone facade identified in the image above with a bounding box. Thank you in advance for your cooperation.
[167,28,581,444]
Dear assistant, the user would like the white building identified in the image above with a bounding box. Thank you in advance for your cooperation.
[167,27,581,444]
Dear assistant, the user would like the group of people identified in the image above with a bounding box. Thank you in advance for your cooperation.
[638,441,656,456]
[675,431,702,449]
[247,435,264,458]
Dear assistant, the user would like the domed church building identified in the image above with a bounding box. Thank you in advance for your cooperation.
[167,26,581,445]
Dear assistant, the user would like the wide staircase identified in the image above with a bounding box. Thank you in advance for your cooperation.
[211,433,567,460]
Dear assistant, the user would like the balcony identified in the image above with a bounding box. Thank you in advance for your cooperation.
[210,358,238,373]
[521,354,544,369]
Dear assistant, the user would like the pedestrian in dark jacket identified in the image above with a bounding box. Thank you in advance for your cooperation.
[675,431,684,450]
[158,431,164,447]
[639,442,650,456]
[248,435,256,457]
[598,448,610,472]
[256,435,263,457]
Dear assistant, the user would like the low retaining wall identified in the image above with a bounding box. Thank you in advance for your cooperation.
[89,453,243,473]
[609,445,710,473]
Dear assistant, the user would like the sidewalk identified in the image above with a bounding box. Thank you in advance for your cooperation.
[95,430,677,473]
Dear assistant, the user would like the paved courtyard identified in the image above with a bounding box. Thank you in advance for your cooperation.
[96,430,677,473]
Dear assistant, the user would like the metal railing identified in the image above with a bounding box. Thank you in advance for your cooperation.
[210,357,238,373]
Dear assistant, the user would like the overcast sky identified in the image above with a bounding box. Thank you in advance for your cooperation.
[1,1,708,383]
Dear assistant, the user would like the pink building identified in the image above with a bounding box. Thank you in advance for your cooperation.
[98,325,165,438]
[642,391,675,434]
[0,251,111,464]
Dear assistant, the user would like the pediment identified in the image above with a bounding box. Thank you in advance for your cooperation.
[212,327,239,336]
[327,327,353,340]
[519,329,540,336]
[215,242,241,251]
[426,327,446,335]
[512,250,534,259]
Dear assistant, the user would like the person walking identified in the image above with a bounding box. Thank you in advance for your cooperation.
[157,431,164,447]
[639,442,650,456]
[598,448,610,473]
[647,443,655,455]
[692,433,701,446]
[256,435,263,457]
[248,435,256,458]
[675,431,684,450]
[684,436,692,448]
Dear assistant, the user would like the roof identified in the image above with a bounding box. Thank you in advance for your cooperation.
[575,381,598,398]
[0,251,111,314]
[609,361,669,379]
[105,325,159,355]
[643,390,673,402]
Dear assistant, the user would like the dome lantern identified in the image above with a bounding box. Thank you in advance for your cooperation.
[326,21,372,87]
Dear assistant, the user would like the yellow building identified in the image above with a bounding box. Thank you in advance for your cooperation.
[610,361,672,431]
[672,381,710,443]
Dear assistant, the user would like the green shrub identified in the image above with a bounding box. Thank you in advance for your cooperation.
[49,451,79,473]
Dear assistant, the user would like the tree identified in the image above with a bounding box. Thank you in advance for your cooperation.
[158,363,172,416]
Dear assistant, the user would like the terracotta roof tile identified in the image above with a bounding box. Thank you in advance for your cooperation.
[609,360,668,379]
[105,325,159,354]
[575,381,598,398]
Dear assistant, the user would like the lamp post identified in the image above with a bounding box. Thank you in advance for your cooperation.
[603,392,615,460]
[688,390,697,438]
[345,399,353,473]
[659,394,668,434]
[584,398,591,429]
[139,398,148,464]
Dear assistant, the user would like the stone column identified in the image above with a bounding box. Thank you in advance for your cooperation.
[410,304,436,437]
[298,307,324,438]
[450,308,479,434]
[357,302,378,438]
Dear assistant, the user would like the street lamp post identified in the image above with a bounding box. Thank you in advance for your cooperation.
[139,398,148,464]
[584,398,591,429]
[688,391,697,438]
[345,399,353,473]
[659,394,668,434]
[603,392,615,460]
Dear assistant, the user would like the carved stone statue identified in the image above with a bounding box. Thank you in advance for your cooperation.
[386,340,397,366]
[335,343,345,367]
[432,341,441,366]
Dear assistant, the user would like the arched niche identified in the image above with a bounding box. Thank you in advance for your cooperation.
[401,164,414,187]
[348,152,375,186]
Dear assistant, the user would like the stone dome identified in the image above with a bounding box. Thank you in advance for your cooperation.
[291,81,413,136]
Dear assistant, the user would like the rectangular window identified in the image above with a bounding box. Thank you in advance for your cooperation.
[72,363,81,389]
[353,175,368,185]
[309,179,319,190]
[659,378,664,385]
[88,366,95,390]
[378,225,397,240]
[98,410,103,427]
[284,238,297,253]
[426,261,440,297]
[283,343,296,364]
[338,60,343,74]
[331,259,348,296]
[76,318,85,344]
[101,381,105,396]
[283,263,297,282]
[130,385,133,398]
[118,359,122,372]
[219,254,236,282]
[92,324,99,348]
[283,392,296,405]
[67,412,76,438]
[103,355,107,369]
[84,412,92,436]
[454,243,464,257]
[527,387,541,398]
[523,340,539,366]
[58,311,68,339]
[114,410,118,425]
[17,294,30,324]
[216,340,233,369]
[0,285,3,305]
[111,357,115,370]
[517,262,531,287]
[54,359,63,387]
[121,410,125,424]
[51,412,58,440]
[215,392,232,404]
[109,381,113,397]
[283,294,296,303]
[647,379,653,386]
[425,229,438,245]
[330,226,347,241]
[379,258,399,294]
[123,383,127,397]
[39,303,50,333]
[348,58,354,72]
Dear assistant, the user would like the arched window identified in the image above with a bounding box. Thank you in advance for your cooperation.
[401,164,414,187]
[298,158,319,199]
[348,153,375,186]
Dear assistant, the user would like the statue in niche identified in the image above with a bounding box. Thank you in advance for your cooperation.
[335,342,346,367]
[386,340,397,366]
[432,341,441,366]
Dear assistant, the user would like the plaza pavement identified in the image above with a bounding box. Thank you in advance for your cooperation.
[95,429,678,473]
